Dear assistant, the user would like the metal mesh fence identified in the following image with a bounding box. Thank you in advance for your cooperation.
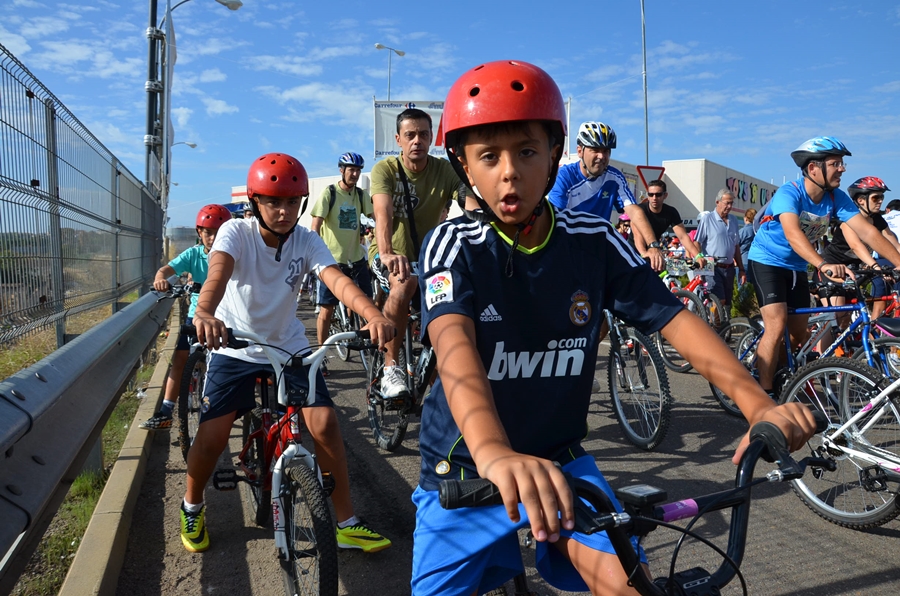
[0,42,162,346]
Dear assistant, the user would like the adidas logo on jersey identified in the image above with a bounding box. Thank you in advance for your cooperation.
[480,304,503,322]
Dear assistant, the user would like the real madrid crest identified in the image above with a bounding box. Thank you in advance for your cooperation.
[569,290,591,326]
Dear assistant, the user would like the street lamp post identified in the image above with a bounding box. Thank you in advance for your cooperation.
[144,0,241,196]
[374,43,405,100]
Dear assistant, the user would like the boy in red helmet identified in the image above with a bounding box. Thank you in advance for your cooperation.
[182,153,395,553]
[141,204,230,430]
[412,60,818,595]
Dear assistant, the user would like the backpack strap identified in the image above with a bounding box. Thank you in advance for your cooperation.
[396,157,420,255]
[327,184,336,215]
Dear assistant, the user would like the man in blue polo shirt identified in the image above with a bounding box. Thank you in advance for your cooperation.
[549,121,664,271]
[694,189,746,310]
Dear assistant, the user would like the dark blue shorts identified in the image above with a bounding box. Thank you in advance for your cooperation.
[410,455,646,595]
[199,352,332,423]
[317,260,373,306]
[175,316,194,351]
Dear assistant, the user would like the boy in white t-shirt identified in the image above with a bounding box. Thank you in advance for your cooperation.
[181,153,395,554]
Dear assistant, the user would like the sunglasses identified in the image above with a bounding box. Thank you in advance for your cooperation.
[647,192,666,197]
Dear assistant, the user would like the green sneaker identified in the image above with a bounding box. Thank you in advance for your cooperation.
[180,503,209,553]
[335,521,391,553]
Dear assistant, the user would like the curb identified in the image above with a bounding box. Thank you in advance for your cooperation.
[58,300,182,596]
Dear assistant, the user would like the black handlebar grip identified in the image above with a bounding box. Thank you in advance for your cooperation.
[178,324,249,349]
[356,329,371,340]
[749,411,830,463]
[439,478,503,510]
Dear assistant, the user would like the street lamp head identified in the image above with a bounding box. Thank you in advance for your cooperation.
[185,142,197,148]
[374,43,385,50]
[216,0,243,10]
[395,50,406,57]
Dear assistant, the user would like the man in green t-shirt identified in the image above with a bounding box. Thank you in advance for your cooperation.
[311,152,374,374]
[370,108,463,399]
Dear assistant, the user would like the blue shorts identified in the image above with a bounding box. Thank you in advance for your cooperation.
[317,259,373,306]
[199,352,332,424]
[410,455,646,595]
[175,316,194,351]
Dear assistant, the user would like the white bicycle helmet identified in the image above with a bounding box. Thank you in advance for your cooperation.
[577,121,617,149]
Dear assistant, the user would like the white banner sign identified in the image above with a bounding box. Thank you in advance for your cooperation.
[373,100,445,161]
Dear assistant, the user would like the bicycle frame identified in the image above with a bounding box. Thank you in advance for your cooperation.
[229,329,362,560]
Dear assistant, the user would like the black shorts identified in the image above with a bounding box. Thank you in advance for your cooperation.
[748,260,810,309]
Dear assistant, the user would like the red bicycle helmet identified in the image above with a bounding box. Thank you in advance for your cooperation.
[195,204,231,229]
[443,60,567,154]
[246,153,309,199]
[847,176,890,199]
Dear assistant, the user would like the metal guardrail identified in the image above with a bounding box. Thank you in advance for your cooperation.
[0,291,173,594]
[0,41,163,347]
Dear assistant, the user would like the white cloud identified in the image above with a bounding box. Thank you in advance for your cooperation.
[874,80,900,93]
[256,82,372,129]
[201,97,238,116]
[0,25,31,56]
[199,68,226,83]
[20,16,72,39]
[172,107,193,128]
[254,55,323,77]
[12,0,42,7]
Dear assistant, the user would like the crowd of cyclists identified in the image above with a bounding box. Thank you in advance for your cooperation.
[141,58,900,594]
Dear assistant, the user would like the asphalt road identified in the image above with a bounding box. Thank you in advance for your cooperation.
[116,302,900,595]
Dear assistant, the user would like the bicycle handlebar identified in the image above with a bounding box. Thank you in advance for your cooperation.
[439,412,829,596]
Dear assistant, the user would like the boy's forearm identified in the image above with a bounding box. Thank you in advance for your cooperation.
[429,314,512,467]
[321,266,382,322]
[155,265,176,281]
[661,311,774,424]
[195,252,233,318]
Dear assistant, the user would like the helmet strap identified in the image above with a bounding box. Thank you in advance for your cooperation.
[803,161,834,192]
[249,198,302,262]
[504,201,545,278]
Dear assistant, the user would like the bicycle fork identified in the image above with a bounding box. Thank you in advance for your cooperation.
[272,441,323,560]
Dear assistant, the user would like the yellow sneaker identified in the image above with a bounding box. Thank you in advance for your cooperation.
[180,503,209,553]
[335,521,391,553]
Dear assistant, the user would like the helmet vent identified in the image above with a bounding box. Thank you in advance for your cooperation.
[270,175,277,181]
[469,87,480,97]
[511,80,524,92]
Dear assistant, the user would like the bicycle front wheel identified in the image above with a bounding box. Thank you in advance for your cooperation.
[241,408,271,527]
[704,293,730,331]
[280,465,339,596]
[177,350,207,462]
[780,357,900,529]
[366,350,410,451]
[607,328,672,450]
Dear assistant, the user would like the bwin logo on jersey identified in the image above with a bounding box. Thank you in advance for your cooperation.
[487,339,587,380]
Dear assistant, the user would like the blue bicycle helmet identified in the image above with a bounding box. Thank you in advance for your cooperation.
[338,152,365,168]
[790,136,851,169]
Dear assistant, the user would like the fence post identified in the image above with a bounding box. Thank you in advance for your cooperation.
[111,159,120,313]
[43,97,65,348]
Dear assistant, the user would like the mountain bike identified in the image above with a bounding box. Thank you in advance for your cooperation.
[779,357,900,529]
[714,270,898,416]
[200,325,370,596]
[366,305,436,451]
[605,311,672,451]
[440,413,831,596]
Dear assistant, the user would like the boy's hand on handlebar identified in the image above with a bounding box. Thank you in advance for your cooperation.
[361,315,396,350]
[477,448,575,543]
[192,313,229,350]
[153,278,172,292]
[732,403,818,465]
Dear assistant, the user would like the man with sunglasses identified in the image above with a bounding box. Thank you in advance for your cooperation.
[630,179,705,264]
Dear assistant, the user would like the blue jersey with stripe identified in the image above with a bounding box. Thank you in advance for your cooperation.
[416,204,682,491]
[548,162,636,220]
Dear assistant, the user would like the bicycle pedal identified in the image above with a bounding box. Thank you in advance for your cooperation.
[860,466,890,492]
[212,469,241,491]
[321,470,335,497]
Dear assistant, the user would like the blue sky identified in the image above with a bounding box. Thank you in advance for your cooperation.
[2,0,900,227]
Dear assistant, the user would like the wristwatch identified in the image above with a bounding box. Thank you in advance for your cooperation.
[648,242,663,250]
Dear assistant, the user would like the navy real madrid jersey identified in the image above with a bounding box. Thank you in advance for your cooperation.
[416,205,683,490]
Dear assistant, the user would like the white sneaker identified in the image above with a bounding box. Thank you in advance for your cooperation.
[591,375,602,394]
[381,366,410,399]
